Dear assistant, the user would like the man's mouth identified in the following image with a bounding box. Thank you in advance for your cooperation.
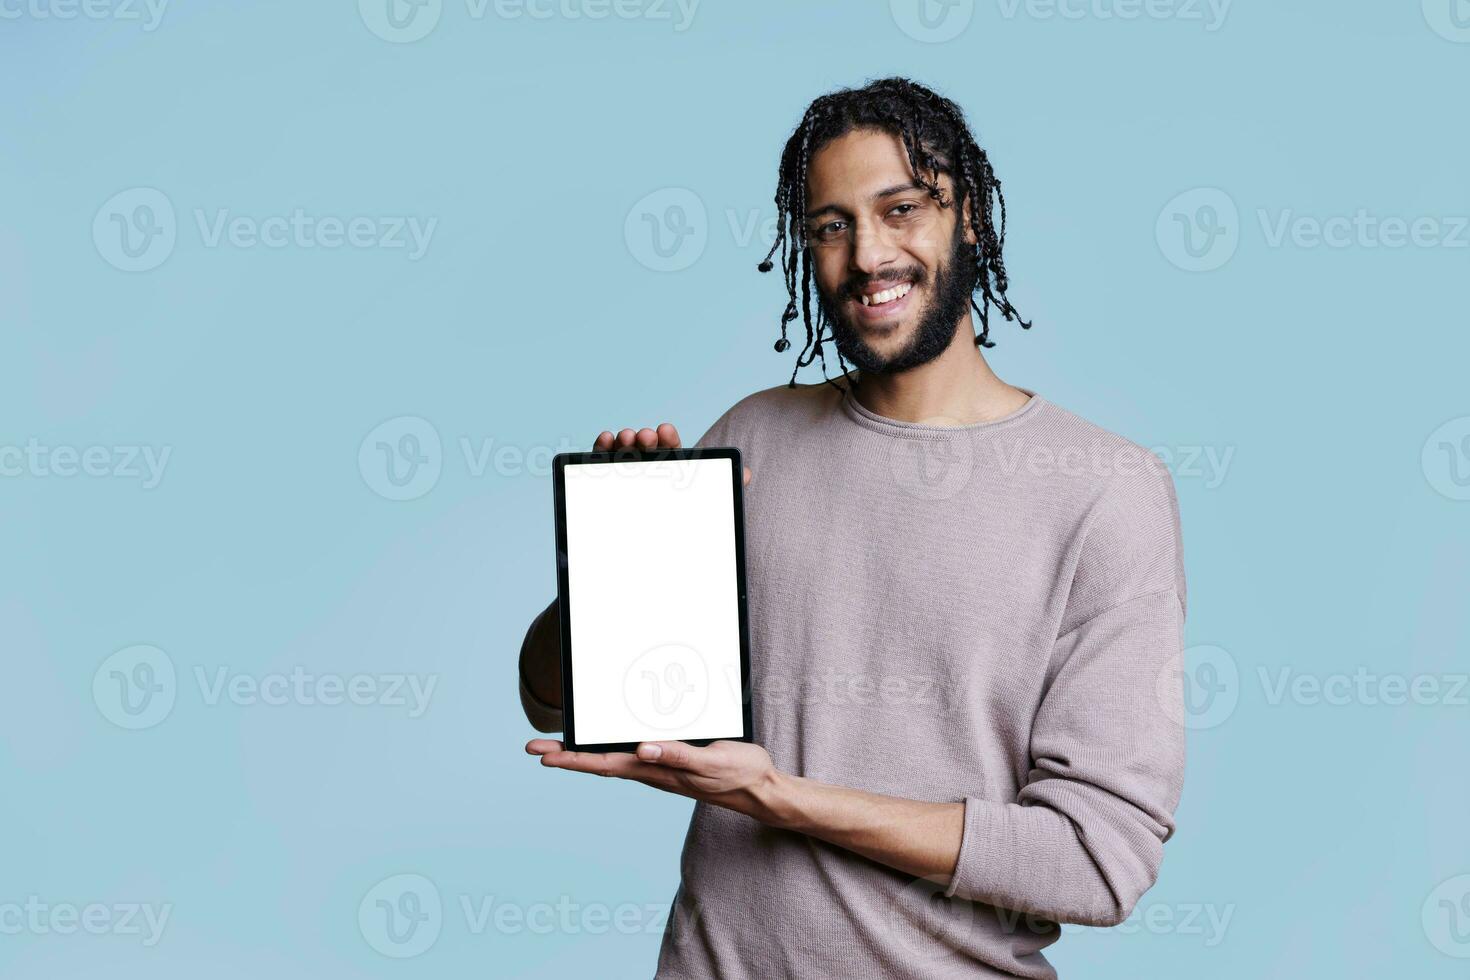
[849,279,916,321]
[858,281,913,307]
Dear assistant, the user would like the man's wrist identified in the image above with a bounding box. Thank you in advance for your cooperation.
[746,767,805,831]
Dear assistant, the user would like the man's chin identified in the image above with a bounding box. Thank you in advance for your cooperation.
[835,320,910,366]
[830,342,903,376]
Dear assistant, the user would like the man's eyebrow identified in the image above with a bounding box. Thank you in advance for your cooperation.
[804,181,925,219]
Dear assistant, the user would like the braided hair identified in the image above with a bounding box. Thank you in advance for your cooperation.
[757,77,1031,390]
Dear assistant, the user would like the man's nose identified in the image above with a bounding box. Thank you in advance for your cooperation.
[849,219,901,275]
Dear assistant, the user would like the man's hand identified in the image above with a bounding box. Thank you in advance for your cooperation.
[595,423,751,486]
[526,738,784,825]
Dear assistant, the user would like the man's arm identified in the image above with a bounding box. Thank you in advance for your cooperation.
[766,592,1184,928]
[526,736,963,883]
[518,597,563,733]
[744,764,966,883]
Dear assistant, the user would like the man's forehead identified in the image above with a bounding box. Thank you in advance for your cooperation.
[805,128,952,213]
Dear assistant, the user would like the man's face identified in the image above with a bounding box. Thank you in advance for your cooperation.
[803,127,979,376]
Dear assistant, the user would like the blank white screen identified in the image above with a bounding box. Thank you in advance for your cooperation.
[564,457,745,745]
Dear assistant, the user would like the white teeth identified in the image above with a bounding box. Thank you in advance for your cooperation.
[860,282,913,306]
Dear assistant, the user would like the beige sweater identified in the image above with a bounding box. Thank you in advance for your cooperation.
[521,380,1187,979]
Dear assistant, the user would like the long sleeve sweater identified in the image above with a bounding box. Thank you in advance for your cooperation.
[521,379,1187,979]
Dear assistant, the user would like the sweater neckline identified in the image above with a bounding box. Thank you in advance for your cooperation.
[839,381,1044,437]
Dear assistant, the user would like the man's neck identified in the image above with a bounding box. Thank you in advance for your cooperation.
[848,317,1032,425]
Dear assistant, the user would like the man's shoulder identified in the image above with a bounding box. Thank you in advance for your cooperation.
[700,380,841,444]
[1027,396,1176,501]
[1032,398,1186,626]
[726,379,840,418]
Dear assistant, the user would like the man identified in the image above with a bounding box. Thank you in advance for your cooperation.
[519,76,1187,979]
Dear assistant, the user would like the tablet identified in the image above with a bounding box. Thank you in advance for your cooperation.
[551,446,754,753]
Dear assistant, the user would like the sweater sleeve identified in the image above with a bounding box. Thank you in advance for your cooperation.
[942,457,1187,927]
[519,600,564,733]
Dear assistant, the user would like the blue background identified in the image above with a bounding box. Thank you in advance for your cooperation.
[3,0,1468,975]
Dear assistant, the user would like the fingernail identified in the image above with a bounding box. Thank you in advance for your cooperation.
[640,744,663,760]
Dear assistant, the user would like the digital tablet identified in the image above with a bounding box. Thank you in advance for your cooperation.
[551,446,754,753]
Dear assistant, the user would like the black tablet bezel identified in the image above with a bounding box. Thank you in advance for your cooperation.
[551,446,754,753]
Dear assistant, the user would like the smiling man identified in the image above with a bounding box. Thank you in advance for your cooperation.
[520,77,1187,979]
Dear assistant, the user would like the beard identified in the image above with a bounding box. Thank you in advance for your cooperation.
[816,219,978,376]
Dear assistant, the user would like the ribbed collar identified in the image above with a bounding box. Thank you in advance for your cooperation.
[839,383,1045,438]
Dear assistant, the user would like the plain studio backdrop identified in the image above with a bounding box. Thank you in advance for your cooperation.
[1,1,1467,977]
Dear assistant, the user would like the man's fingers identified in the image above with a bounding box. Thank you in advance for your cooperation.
[542,749,632,776]
[526,738,564,755]
[743,466,751,486]
[537,747,677,784]
[592,428,655,452]
[593,422,716,455]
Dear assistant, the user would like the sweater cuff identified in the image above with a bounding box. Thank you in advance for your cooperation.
[943,795,1008,902]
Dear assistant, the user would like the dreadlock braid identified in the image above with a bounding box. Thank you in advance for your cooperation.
[756,77,1032,388]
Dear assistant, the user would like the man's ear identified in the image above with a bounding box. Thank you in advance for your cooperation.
[958,190,980,246]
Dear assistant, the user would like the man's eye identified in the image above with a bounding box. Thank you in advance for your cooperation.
[816,221,847,239]
[890,203,919,218]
